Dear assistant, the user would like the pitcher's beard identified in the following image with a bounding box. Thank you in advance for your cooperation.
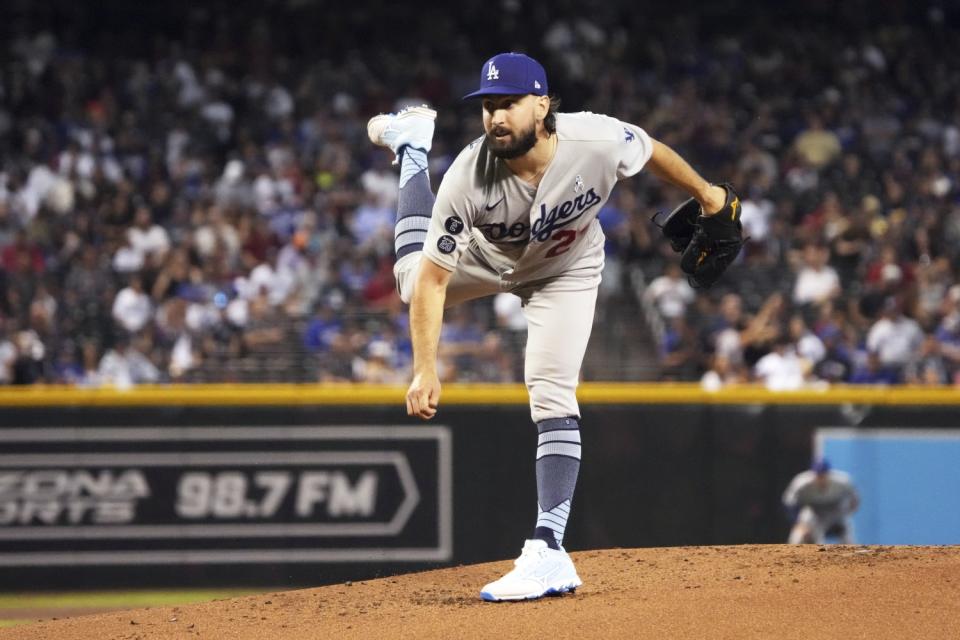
[486,125,537,159]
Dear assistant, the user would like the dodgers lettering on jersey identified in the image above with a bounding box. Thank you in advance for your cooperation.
[422,112,653,287]
[529,187,603,242]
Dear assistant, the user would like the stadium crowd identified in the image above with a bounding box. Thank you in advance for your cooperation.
[0,3,958,386]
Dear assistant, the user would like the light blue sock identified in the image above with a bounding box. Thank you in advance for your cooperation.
[394,147,433,259]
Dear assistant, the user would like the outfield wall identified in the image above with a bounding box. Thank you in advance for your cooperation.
[0,383,957,588]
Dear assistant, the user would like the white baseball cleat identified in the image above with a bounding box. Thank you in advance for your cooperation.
[367,105,436,163]
[480,539,583,602]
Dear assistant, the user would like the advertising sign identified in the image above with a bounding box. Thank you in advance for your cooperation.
[0,426,452,566]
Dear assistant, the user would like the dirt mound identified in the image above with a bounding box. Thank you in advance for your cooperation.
[3,545,958,640]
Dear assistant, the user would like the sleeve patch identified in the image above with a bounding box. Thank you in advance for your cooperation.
[444,216,464,234]
[437,235,457,254]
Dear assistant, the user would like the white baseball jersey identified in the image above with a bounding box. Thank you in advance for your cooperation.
[782,470,859,514]
[422,112,653,287]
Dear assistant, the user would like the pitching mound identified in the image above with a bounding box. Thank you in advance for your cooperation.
[3,545,958,639]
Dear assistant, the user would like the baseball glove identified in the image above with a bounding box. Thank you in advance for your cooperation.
[654,196,700,253]
[656,183,745,288]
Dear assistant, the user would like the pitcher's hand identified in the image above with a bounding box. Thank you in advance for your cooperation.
[406,371,441,420]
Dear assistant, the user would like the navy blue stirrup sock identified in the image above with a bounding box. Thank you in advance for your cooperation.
[533,417,581,550]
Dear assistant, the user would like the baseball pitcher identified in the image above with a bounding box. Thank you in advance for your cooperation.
[368,52,742,601]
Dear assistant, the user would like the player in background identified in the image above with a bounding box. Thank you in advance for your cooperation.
[368,52,740,601]
[783,459,860,544]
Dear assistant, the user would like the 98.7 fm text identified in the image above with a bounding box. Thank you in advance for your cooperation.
[175,470,378,520]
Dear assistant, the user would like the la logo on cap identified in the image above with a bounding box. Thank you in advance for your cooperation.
[463,52,548,99]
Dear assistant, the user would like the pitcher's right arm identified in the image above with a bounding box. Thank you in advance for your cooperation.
[406,257,453,419]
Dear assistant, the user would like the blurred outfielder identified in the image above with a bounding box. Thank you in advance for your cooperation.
[783,459,860,544]
[368,52,741,601]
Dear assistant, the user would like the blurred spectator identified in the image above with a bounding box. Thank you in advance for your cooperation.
[304,304,343,353]
[317,333,355,382]
[0,327,18,384]
[644,262,695,320]
[904,335,948,385]
[439,307,485,381]
[849,352,900,385]
[355,339,405,384]
[78,341,104,387]
[741,293,787,366]
[828,201,872,284]
[53,342,84,385]
[155,297,201,381]
[598,189,635,297]
[865,297,924,380]
[739,186,775,244]
[706,293,748,365]
[862,245,913,307]
[738,141,778,192]
[66,246,111,303]
[112,276,153,334]
[242,293,286,353]
[1,230,44,274]
[792,244,841,306]
[793,115,842,170]
[813,325,854,383]
[700,354,747,391]
[113,234,145,274]
[914,257,952,325]
[242,250,297,308]
[194,205,241,265]
[935,288,960,381]
[660,316,698,380]
[788,314,826,365]
[97,336,160,388]
[474,332,518,382]
[753,333,809,391]
[127,207,171,268]
[10,328,45,384]
[350,192,395,252]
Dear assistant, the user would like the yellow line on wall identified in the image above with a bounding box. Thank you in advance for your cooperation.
[0,383,957,406]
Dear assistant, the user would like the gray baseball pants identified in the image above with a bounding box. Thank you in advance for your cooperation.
[394,249,598,423]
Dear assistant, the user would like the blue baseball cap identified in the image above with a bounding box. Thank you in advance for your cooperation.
[463,52,549,99]
[812,459,831,474]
